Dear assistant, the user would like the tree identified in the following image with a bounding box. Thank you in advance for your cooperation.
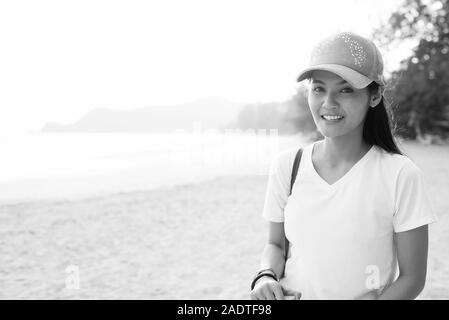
[373,0,449,142]
[226,83,319,136]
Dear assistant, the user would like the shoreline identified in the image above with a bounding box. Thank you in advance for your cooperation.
[0,132,308,205]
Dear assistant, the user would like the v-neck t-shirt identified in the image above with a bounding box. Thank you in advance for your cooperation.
[261,140,438,300]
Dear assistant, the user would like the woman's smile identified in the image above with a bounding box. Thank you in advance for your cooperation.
[321,115,345,122]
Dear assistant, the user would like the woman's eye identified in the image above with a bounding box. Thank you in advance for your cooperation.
[313,87,324,93]
[341,87,354,93]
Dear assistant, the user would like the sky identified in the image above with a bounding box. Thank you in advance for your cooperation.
[0,0,410,133]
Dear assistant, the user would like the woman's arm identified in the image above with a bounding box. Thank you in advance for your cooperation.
[258,221,287,280]
[251,221,301,300]
[377,225,429,300]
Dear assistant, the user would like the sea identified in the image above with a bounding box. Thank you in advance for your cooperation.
[0,131,305,204]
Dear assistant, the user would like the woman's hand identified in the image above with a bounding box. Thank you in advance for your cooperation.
[250,277,302,300]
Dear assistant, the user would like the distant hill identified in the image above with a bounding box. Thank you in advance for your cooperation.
[41,97,244,133]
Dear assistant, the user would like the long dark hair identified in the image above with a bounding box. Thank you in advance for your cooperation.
[363,82,404,155]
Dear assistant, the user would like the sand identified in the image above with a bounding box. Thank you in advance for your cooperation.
[0,140,448,299]
[0,175,270,299]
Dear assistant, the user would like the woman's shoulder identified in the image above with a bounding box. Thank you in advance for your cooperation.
[269,141,315,177]
[372,145,421,176]
[274,141,313,164]
[270,144,307,175]
[273,146,301,168]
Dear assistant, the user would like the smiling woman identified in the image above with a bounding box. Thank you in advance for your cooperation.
[250,32,438,300]
[308,72,374,140]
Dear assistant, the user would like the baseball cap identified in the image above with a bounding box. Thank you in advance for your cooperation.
[296,32,386,89]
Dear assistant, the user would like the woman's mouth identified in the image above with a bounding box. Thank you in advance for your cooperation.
[321,115,344,122]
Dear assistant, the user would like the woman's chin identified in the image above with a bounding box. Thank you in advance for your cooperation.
[318,128,342,138]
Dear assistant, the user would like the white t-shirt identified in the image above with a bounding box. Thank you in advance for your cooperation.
[262,140,438,300]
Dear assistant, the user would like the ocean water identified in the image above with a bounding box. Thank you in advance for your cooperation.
[0,132,304,203]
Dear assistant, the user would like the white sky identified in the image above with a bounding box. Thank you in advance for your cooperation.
[0,0,409,133]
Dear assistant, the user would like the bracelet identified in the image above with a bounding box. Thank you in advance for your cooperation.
[256,268,277,277]
[250,272,279,291]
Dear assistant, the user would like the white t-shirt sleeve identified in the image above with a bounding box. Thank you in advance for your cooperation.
[262,150,294,222]
[393,160,438,233]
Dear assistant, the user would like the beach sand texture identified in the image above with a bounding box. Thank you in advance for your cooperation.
[0,140,448,299]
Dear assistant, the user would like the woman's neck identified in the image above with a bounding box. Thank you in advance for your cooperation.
[317,136,372,168]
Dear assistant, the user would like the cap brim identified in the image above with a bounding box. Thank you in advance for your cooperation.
[296,64,372,89]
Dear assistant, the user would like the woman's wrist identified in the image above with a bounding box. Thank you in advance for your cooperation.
[251,268,279,290]
[255,274,278,286]
[257,268,279,279]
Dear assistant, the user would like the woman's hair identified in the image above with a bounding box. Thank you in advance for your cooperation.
[364,82,404,155]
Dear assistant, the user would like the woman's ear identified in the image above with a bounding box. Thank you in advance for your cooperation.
[370,87,382,108]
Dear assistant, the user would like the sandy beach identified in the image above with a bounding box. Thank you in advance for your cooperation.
[1,139,448,299]
[0,174,271,299]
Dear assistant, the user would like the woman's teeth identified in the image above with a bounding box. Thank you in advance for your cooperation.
[322,115,344,121]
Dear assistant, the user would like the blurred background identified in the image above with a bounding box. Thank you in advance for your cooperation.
[0,0,448,299]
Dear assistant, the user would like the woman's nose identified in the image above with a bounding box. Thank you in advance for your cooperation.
[322,93,338,109]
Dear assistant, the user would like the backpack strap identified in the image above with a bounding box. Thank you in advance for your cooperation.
[284,148,303,266]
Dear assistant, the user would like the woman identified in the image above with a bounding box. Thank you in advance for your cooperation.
[250,32,438,300]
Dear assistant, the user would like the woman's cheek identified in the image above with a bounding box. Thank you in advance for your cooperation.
[309,106,321,124]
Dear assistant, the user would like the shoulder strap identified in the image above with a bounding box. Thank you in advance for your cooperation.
[289,148,303,196]
[284,148,303,267]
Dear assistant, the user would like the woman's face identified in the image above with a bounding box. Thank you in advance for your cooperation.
[307,70,371,139]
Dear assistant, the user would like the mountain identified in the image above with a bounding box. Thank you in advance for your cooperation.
[41,97,244,133]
